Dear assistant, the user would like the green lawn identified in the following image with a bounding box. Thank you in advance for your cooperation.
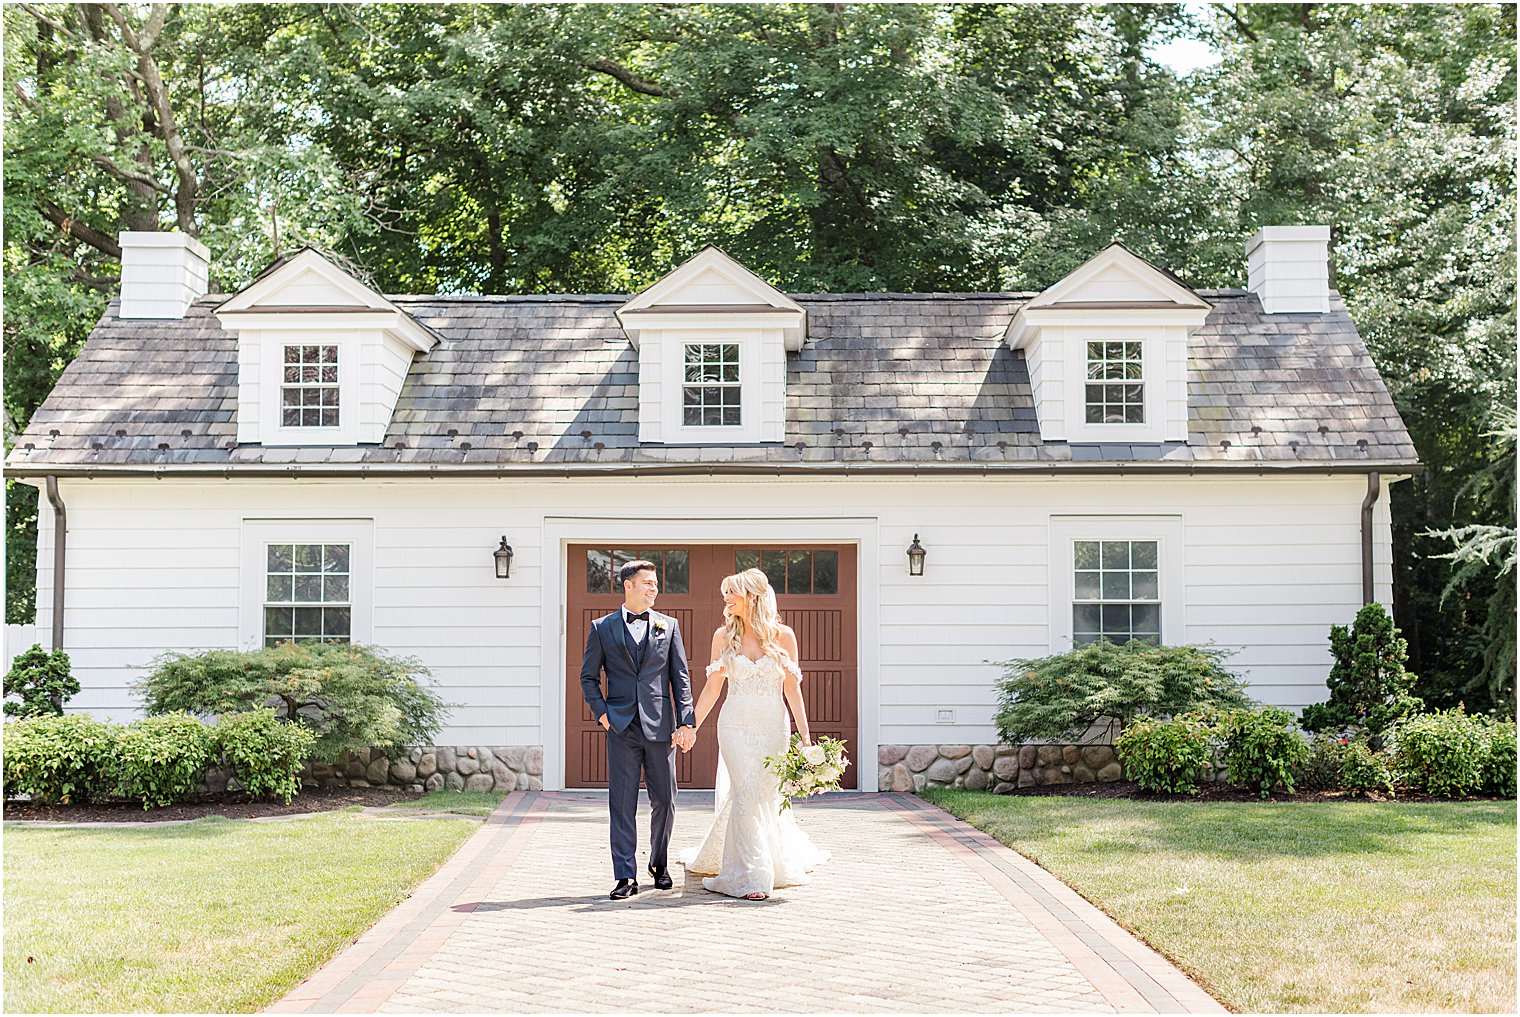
[378,788,508,817]
[3,812,478,1013]
[924,790,1516,1014]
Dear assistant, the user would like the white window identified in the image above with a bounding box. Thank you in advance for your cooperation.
[240,519,372,651]
[1048,516,1182,651]
[263,543,351,647]
[1072,539,1160,644]
[683,343,741,426]
[1085,341,1144,424]
[282,343,340,427]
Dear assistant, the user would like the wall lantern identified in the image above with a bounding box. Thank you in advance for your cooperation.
[906,534,926,576]
[494,536,514,579]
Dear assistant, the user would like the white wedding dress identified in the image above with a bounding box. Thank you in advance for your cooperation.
[679,651,831,897]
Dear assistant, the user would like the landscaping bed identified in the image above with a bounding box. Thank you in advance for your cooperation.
[2,784,425,823]
[997,778,1510,804]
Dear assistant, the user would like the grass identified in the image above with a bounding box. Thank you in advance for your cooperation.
[923,790,1516,1013]
[379,789,508,818]
[3,811,479,1013]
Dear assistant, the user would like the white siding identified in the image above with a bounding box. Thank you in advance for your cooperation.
[760,329,786,443]
[25,472,1402,789]
[362,331,417,444]
[637,337,664,443]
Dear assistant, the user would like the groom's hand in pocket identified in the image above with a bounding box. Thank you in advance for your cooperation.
[598,714,610,731]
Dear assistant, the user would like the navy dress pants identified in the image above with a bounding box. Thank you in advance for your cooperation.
[606,722,677,880]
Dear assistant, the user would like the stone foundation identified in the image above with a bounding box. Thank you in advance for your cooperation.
[298,745,543,793]
[877,743,1125,793]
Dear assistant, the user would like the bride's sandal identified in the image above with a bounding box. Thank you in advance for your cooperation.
[744,892,769,900]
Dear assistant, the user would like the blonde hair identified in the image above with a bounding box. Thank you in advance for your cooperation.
[720,568,786,666]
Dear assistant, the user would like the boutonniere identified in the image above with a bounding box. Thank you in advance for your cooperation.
[652,618,668,634]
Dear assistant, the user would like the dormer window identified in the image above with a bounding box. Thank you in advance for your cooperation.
[1005,243,1210,444]
[282,344,341,427]
[683,343,741,426]
[1085,341,1144,424]
[215,247,436,448]
[616,246,806,445]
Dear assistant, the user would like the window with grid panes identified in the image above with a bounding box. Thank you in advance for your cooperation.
[682,343,741,426]
[1084,341,1144,424]
[735,549,838,594]
[282,344,340,427]
[264,543,351,646]
[585,549,691,594]
[1072,539,1160,645]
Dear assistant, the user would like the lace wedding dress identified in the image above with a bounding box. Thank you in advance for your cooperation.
[679,651,831,897]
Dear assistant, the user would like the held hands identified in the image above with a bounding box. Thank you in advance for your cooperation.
[673,726,696,753]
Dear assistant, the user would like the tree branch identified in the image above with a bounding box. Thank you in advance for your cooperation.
[90,153,172,193]
[100,2,199,234]
[581,57,665,96]
[1211,3,1259,42]
[38,201,123,259]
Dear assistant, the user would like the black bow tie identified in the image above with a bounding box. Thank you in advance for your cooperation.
[625,611,649,623]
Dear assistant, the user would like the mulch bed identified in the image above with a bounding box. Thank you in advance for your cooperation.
[3,785,426,823]
[996,780,1507,804]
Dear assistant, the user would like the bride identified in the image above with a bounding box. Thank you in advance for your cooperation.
[679,568,830,900]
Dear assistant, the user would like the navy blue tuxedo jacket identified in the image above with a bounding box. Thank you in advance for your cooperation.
[579,610,696,741]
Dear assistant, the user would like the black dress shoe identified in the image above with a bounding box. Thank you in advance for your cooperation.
[648,865,674,890]
[609,878,639,900]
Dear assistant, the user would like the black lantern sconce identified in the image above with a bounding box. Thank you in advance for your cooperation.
[906,534,926,576]
[494,536,514,579]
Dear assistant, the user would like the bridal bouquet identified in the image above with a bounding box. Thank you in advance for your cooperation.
[764,733,850,811]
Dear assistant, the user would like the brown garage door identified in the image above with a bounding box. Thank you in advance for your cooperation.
[565,544,857,789]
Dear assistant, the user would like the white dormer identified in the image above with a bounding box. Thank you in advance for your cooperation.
[616,246,806,444]
[1005,244,1210,444]
[215,249,436,447]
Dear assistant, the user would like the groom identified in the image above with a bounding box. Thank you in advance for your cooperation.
[580,559,696,899]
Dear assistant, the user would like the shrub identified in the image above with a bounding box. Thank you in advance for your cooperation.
[3,644,80,718]
[1390,709,1488,797]
[1478,716,1517,796]
[1297,732,1353,790]
[1217,707,1310,798]
[1301,603,1422,742]
[995,639,1251,744]
[1115,713,1214,795]
[1341,741,1395,796]
[0,713,117,803]
[115,712,214,809]
[133,641,450,763]
[213,709,317,804]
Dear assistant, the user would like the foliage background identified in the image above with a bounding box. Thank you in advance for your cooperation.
[4,3,1514,713]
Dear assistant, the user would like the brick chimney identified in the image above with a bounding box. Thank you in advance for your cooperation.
[119,231,209,319]
[1246,226,1331,314]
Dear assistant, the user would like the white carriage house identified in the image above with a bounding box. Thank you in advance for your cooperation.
[6,226,1419,792]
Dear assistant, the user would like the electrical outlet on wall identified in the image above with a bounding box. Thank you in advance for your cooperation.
[936,709,955,724]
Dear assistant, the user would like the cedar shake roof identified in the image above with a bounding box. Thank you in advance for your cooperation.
[5,289,1419,472]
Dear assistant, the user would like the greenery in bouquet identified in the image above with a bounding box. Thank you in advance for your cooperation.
[765,733,850,810]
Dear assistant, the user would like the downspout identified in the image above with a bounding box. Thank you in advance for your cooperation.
[1360,472,1381,605]
[44,475,66,650]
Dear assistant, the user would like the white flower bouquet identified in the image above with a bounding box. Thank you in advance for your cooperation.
[764,732,850,811]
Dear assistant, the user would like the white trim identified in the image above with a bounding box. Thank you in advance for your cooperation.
[1064,328,1165,443]
[259,331,363,446]
[1047,515,1184,652]
[239,517,374,651]
[616,247,806,351]
[540,515,880,791]
[663,332,764,443]
[1021,244,1208,313]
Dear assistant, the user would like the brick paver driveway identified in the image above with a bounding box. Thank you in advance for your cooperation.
[267,791,1222,1014]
